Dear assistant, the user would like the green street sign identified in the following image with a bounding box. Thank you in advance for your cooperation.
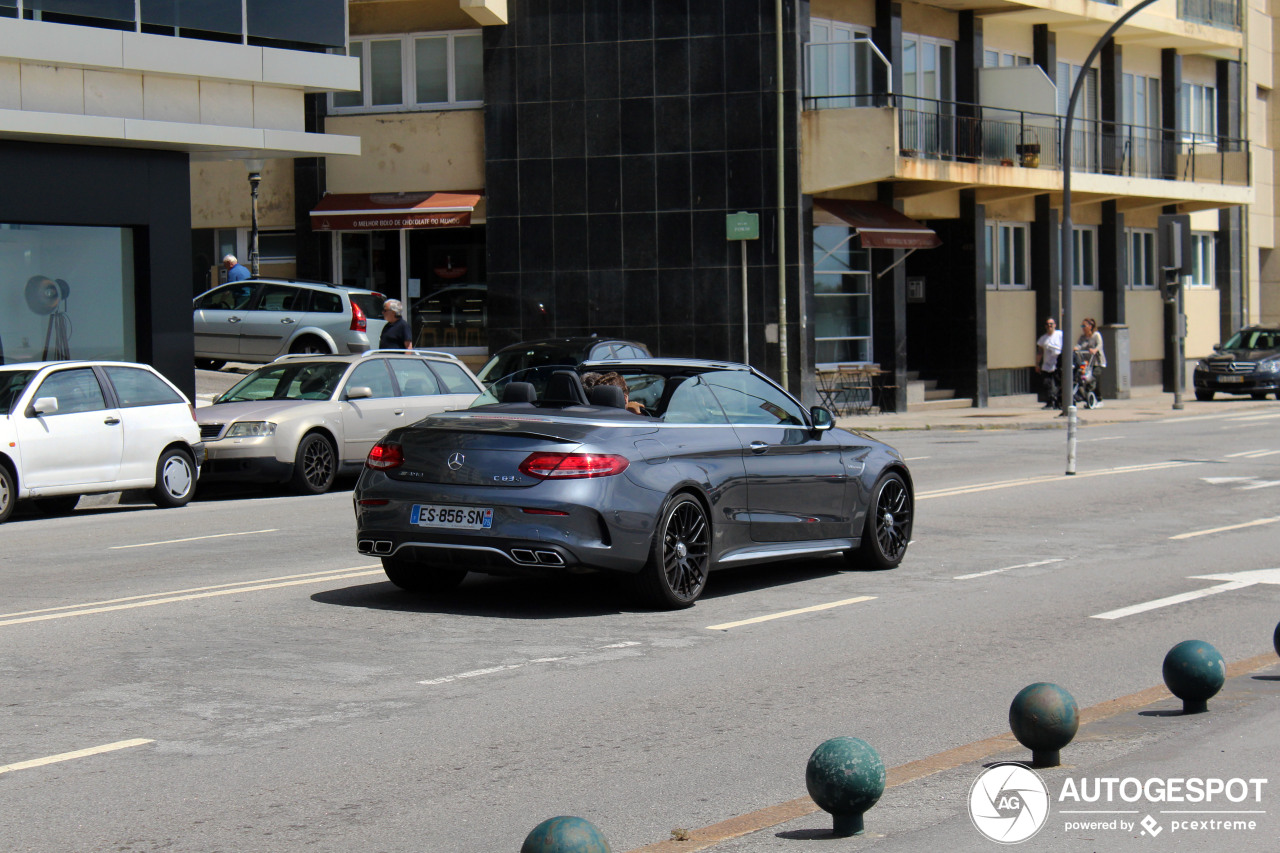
[726,211,759,241]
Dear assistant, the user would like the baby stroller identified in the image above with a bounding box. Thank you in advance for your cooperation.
[1072,348,1100,409]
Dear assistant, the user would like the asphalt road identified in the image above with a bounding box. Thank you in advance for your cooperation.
[2,407,1279,852]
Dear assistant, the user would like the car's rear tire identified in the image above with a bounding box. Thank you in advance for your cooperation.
[292,432,337,494]
[848,471,912,571]
[1195,389,1214,402]
[290,337,330,355]
[631,493,710,609]
[195,358,226,371]
[151,448,196,508]
[1252,392,1268,400]
[0,465,15,523]
[33,494,80,515]
[381,556,467,593]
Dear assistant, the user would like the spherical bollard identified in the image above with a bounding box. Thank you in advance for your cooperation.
[520,816,611,853]
[1162,640,1225,714]
[805,736,886,837]
[1008,682,1079,768]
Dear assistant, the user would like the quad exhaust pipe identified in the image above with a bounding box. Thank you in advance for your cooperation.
[509,549,565,566]
[358,539,394,555]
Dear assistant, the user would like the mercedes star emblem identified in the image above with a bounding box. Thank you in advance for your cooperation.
[447,452,466,471]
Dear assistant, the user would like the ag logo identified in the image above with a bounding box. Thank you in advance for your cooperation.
[969,763,1050,844]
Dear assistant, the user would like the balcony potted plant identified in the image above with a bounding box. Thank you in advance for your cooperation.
[1016,129,1041,168]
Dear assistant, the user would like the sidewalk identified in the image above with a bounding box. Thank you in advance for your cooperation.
[627,656,1280,853]
[837,387,1280,433]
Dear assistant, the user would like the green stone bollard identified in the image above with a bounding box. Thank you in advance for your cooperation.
[1162,640,1225,714]
[1008,682,1079,768]
[805,736,886,837]
[520,816,611,853]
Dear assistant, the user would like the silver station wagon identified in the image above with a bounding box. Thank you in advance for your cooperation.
[198,351,481,494]
[193,278,388,369]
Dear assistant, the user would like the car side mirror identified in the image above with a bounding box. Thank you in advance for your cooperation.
[31,396,59,416]
[810,406,835,432]
[346,386,373,400]
[1213,343,1223,352]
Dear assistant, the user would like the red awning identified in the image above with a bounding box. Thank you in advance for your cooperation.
[813,199,941,250]
[310,191,481,231]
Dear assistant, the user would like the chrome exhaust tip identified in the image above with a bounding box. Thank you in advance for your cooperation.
[510,548,536,564]
[535,551,565,566]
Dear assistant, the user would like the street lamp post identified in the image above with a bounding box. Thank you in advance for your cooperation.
[245,158,265,277]
[1060,0,1162,474]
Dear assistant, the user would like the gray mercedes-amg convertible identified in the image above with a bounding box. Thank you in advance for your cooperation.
[352,359,913,609]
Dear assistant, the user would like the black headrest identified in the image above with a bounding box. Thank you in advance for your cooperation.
[544,370,588,405]
[587,384,627,409]
[501,381,536,403]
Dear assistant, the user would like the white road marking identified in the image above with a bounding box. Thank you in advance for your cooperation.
[954,558,1065,580]
[705,595,876,631]
[1091,568,1280,620]
[418,643,643,686]
[1238,480,1280,490]
[109,529,279,549]
[0,738,152,775]
[1169,517,1280,539]
[0,566,381,627]
[1224,449,1275,458]
[904,456,931,461]
[1201,476,1255,484]
[918,460,1199,500]
[1080,436,1123,442]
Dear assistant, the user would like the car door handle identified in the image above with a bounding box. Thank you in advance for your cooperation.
[227,316,242,324]
[280,317,295,324]
[104,417,121,425]
[749,441,770,454]
[394,410,405,416]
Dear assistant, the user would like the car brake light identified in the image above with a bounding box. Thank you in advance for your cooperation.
[188,404,197,422]
[350,300,367,332]
[366,441,404,470]
[518,452,629,479]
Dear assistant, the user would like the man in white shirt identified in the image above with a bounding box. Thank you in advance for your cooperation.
[1036,318,1063,408]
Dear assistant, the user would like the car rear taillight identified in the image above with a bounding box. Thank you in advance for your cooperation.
[518,452,629,480]
[350,300,367,332]
[366,441,404,470]
[188,404,197,421]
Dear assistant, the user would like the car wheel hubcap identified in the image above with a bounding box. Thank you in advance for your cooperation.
[875,480,912,562]
[663,502,708,602]
[163,457,192,498]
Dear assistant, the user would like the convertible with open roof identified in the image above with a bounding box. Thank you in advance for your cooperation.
[352,359,913,608]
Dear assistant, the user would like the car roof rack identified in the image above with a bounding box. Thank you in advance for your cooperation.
[361,348,463,362]
[272,352,345,361]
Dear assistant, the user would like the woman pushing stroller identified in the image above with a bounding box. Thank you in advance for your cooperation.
[1072,318,1106,409]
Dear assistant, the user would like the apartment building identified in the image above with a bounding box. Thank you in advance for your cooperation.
[195,0,1261,408]
[0,0,358,396]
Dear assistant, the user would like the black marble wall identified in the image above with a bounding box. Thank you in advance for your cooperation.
[483,0,803,383]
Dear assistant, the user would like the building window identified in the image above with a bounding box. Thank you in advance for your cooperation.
[1127,228,1157,289]
[0,224,136,364]
[1179,83,1217,144]
[808,18,874,108]
[985,222,1029,290]
[257,230,296,264]
[1189,232,1215,286]
[1072,226,1097,289]
[332,30,484,113]
[983,50,1032,67]
[813,224,872,365]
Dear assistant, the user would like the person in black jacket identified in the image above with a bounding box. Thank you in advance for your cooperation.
[379,299,412,351]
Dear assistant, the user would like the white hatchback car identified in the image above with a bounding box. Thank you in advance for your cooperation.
[198,350,481,494]
[0,361,203,523]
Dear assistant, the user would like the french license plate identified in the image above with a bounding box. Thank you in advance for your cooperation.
[412,504,493,529]
[1219,375,1244,383]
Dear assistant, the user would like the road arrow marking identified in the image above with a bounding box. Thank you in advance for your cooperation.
[1091,568,1280,620]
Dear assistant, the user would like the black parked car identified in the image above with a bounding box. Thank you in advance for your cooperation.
[353,358,913,609]
[1193,326,1280,401]
[474,337,650,386]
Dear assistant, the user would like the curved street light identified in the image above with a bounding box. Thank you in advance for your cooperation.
[1060,0,1164,474]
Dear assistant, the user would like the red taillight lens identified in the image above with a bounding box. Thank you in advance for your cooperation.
[366,441,404,470]
[350,300,367,332]
[518,452,629,479]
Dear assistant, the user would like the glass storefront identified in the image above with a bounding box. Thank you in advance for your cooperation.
[813,224,872,364]
[335,225,487,352]
[0,224,136,364]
